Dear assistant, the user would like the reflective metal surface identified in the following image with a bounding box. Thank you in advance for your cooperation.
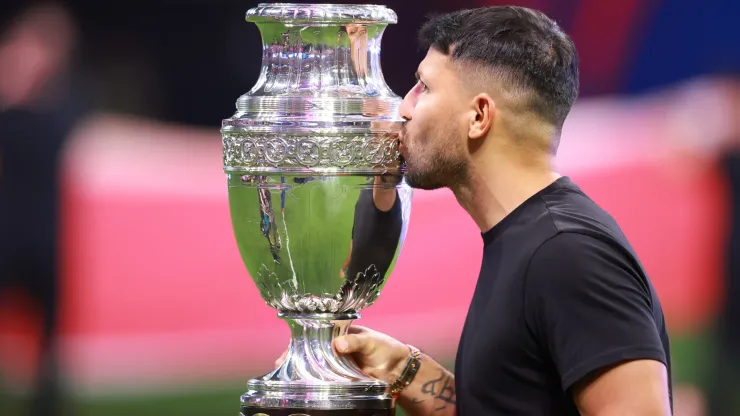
[221,3,409,412]
[229,174,411,315]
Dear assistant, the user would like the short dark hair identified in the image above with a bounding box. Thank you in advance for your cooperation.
[418,6,579,130]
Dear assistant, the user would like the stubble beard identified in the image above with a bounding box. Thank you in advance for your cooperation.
[402,124,469,191]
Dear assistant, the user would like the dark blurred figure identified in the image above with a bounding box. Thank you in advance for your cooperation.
[0,1,85,415]
[710,75,740,416]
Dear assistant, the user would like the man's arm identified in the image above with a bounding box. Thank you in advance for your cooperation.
[397,354,456,416]
[573,359,671,416]
[329,327,455,416]
[526,232,672,415]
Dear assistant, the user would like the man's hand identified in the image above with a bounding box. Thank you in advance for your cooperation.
[275,326,410,383]
[332,325,412,383]
[573,359,672,416]
[274,326,457,416]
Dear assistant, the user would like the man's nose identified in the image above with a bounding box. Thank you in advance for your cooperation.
[398,88,414,121]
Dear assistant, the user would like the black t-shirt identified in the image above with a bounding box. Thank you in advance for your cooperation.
[454,176,672,415]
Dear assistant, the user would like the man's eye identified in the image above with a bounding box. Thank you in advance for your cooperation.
[420,82,428,92]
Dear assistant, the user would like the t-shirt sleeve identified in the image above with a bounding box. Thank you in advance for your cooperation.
[524,232,668,392]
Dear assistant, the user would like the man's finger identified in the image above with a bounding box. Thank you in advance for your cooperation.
[334,333,371,355]
[347,325,370,335]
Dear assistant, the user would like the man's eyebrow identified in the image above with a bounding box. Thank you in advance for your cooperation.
[414,70,420,81]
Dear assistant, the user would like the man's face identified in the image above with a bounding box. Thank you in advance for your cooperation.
[398,48,470,190]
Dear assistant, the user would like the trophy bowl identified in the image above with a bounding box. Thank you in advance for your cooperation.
[221,4,411,415]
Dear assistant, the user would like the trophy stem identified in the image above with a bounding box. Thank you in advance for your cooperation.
[240,312,395,413]
[281,312,372,383]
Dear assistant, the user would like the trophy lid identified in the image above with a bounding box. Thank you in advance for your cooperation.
[223,2,403,134]
[246,3,398,25]
[222,3,404,175]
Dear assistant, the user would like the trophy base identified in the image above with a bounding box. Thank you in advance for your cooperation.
[241,408,395,416]
[240,313,395,414]
[240,378,395,415]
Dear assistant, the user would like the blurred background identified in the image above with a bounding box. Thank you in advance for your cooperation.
[0,0,738,415]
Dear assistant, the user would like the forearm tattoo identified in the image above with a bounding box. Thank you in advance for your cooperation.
[414,370,456,411]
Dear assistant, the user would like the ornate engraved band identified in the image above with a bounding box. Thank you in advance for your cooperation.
[388,345,422,397]
[222,133,403,174]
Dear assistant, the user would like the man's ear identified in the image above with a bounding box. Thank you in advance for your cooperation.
[469,93,495,140]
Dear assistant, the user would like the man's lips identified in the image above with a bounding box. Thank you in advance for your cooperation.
[398,130,407,153]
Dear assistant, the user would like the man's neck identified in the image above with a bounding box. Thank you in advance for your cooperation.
[451,156,561,233]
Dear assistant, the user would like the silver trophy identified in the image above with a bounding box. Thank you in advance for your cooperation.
[221,3,411,415]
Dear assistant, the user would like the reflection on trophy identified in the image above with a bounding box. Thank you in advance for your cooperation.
[221,4,411,415]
